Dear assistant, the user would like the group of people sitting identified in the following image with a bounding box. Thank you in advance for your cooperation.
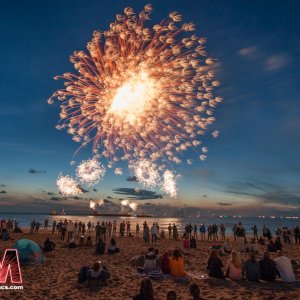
[206,249,296,282]
[133,248,188,279]
[78,261,110,287]
[133,279,202,300]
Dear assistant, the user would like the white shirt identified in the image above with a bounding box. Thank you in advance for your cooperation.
[275,256,296,282]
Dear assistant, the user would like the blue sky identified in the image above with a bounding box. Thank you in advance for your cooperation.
[0,0,299,215]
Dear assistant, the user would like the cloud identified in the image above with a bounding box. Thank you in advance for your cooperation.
[0,184,5,187]
[112,188,163,200]
[0,190,7,194]
[28,168,46,174]
[238,46,258,60]
[93,188,98,192]
[50,196,62,201]
[264,54,289,71]
[126,176,138,182]
[78,186,89,193]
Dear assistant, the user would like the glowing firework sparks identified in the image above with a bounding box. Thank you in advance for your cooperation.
[114,167,123,175]
[121,199,129,206]
[76,158,106,186]
[90,200,96,210]
[56,174,82,196]
[98,199,104,206]
[49,5,221,170]
[161,170,178,197]
[129,202,138,211]
[133,159,160,188]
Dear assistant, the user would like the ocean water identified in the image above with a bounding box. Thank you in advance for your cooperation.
[1,213,299,236]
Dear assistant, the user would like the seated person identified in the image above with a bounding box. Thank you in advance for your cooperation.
[182,237,189,249]
[43,237,55,251]
[78,236,85,247]
[133,278,154,300]
[108,238,119,255]
[222,239,232,254]
[87,261,110,285]
[190,237,197,248]
[167,290,177,300]
[258,236,265,245]
[85,236,93,247]
[206,249,223,278]
[68,238,77,249]
[259,251,278,282]
[143,248,157,273]
[160,251,171,274]
[251,239,259,254]
[78,264,89,284]
[190,283,202,300]
[131,252,145,267]
[267,240,277,252]
[274,250,296,283]
[169,249,187,277]
[274,237,283,251]
[224,251,243,280]
[244,253,260,281]
[95,238,106,255]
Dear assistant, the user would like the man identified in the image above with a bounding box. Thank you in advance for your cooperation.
[44,218,49,230]
[95,222,101,242]
[259,251,279,282]
[199,224,206,241]
[30,219,36,234]
[168,224,172,239]
[67,221,74,242]
[252,225,258,240]
[151,223,158,244]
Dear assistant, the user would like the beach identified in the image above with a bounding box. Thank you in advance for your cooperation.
[1,228,300,300]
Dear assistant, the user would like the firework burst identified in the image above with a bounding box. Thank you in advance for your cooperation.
[76,158,106,186]
[56,174,82,196]
[49,5,221,168]
[133,159,160,188]
[161,170,178,198]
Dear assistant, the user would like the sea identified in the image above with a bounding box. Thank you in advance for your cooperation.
[1,213,299,236]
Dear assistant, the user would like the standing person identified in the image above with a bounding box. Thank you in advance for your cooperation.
[207,226,212,241]
[151,223,157,244]
[236,222,245,246]
[78,221,82,236]
[112,220,117,237]
[67,221,74,242]
[108,222,112,237]
[61,221,67,241]
[168,224,172,239]
[200,224,206,241]
[82,222,86,236]
[30,220,36,234]
[35,221,40,233]
[44,218,49,230]
[52,220,57,235]
[136,223,140,237]
[143,224,150,244]
[193,224,198,239]
[95,222,101,242]
[252,225,258,240]
[74,221,78,235]
[232,224,237,242]
[172,224,178,240]
[87,221,92,233]
[220,224,225,241]
[102,222,107,240]
[126,221,131,236]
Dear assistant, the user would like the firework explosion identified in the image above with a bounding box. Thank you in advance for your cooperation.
[90,200,96,210]
[76,158,106,186]
[133,159,160,188]
[161,170,178,198]
[57,174,82,196]
[129,202,138,211]
[49,5,221,198]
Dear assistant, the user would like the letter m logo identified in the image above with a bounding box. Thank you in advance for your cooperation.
[0,249,22,284]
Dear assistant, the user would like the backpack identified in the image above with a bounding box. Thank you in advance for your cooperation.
[78,266,89,283]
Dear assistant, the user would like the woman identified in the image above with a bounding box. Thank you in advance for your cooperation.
[206,249,223,278]
[224,251,243,280]
[108,238,119,255]
[190,283,202,300]
[143,225,150,244]
[169,249,187,277]
[144,248,157,273]
[160,251,171,274]
[88,261,110,285]
[133,278,154,300]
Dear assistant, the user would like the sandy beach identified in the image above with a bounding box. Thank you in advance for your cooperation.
[1,228,300,300]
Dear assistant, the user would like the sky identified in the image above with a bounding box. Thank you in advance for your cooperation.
[0,0,299,216]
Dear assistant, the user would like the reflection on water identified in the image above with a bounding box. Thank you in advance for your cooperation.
[1,213,300,235]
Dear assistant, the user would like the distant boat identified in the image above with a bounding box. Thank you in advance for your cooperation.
[136,213,153,218]
[50,209,66,216]
[89,211,132,217]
